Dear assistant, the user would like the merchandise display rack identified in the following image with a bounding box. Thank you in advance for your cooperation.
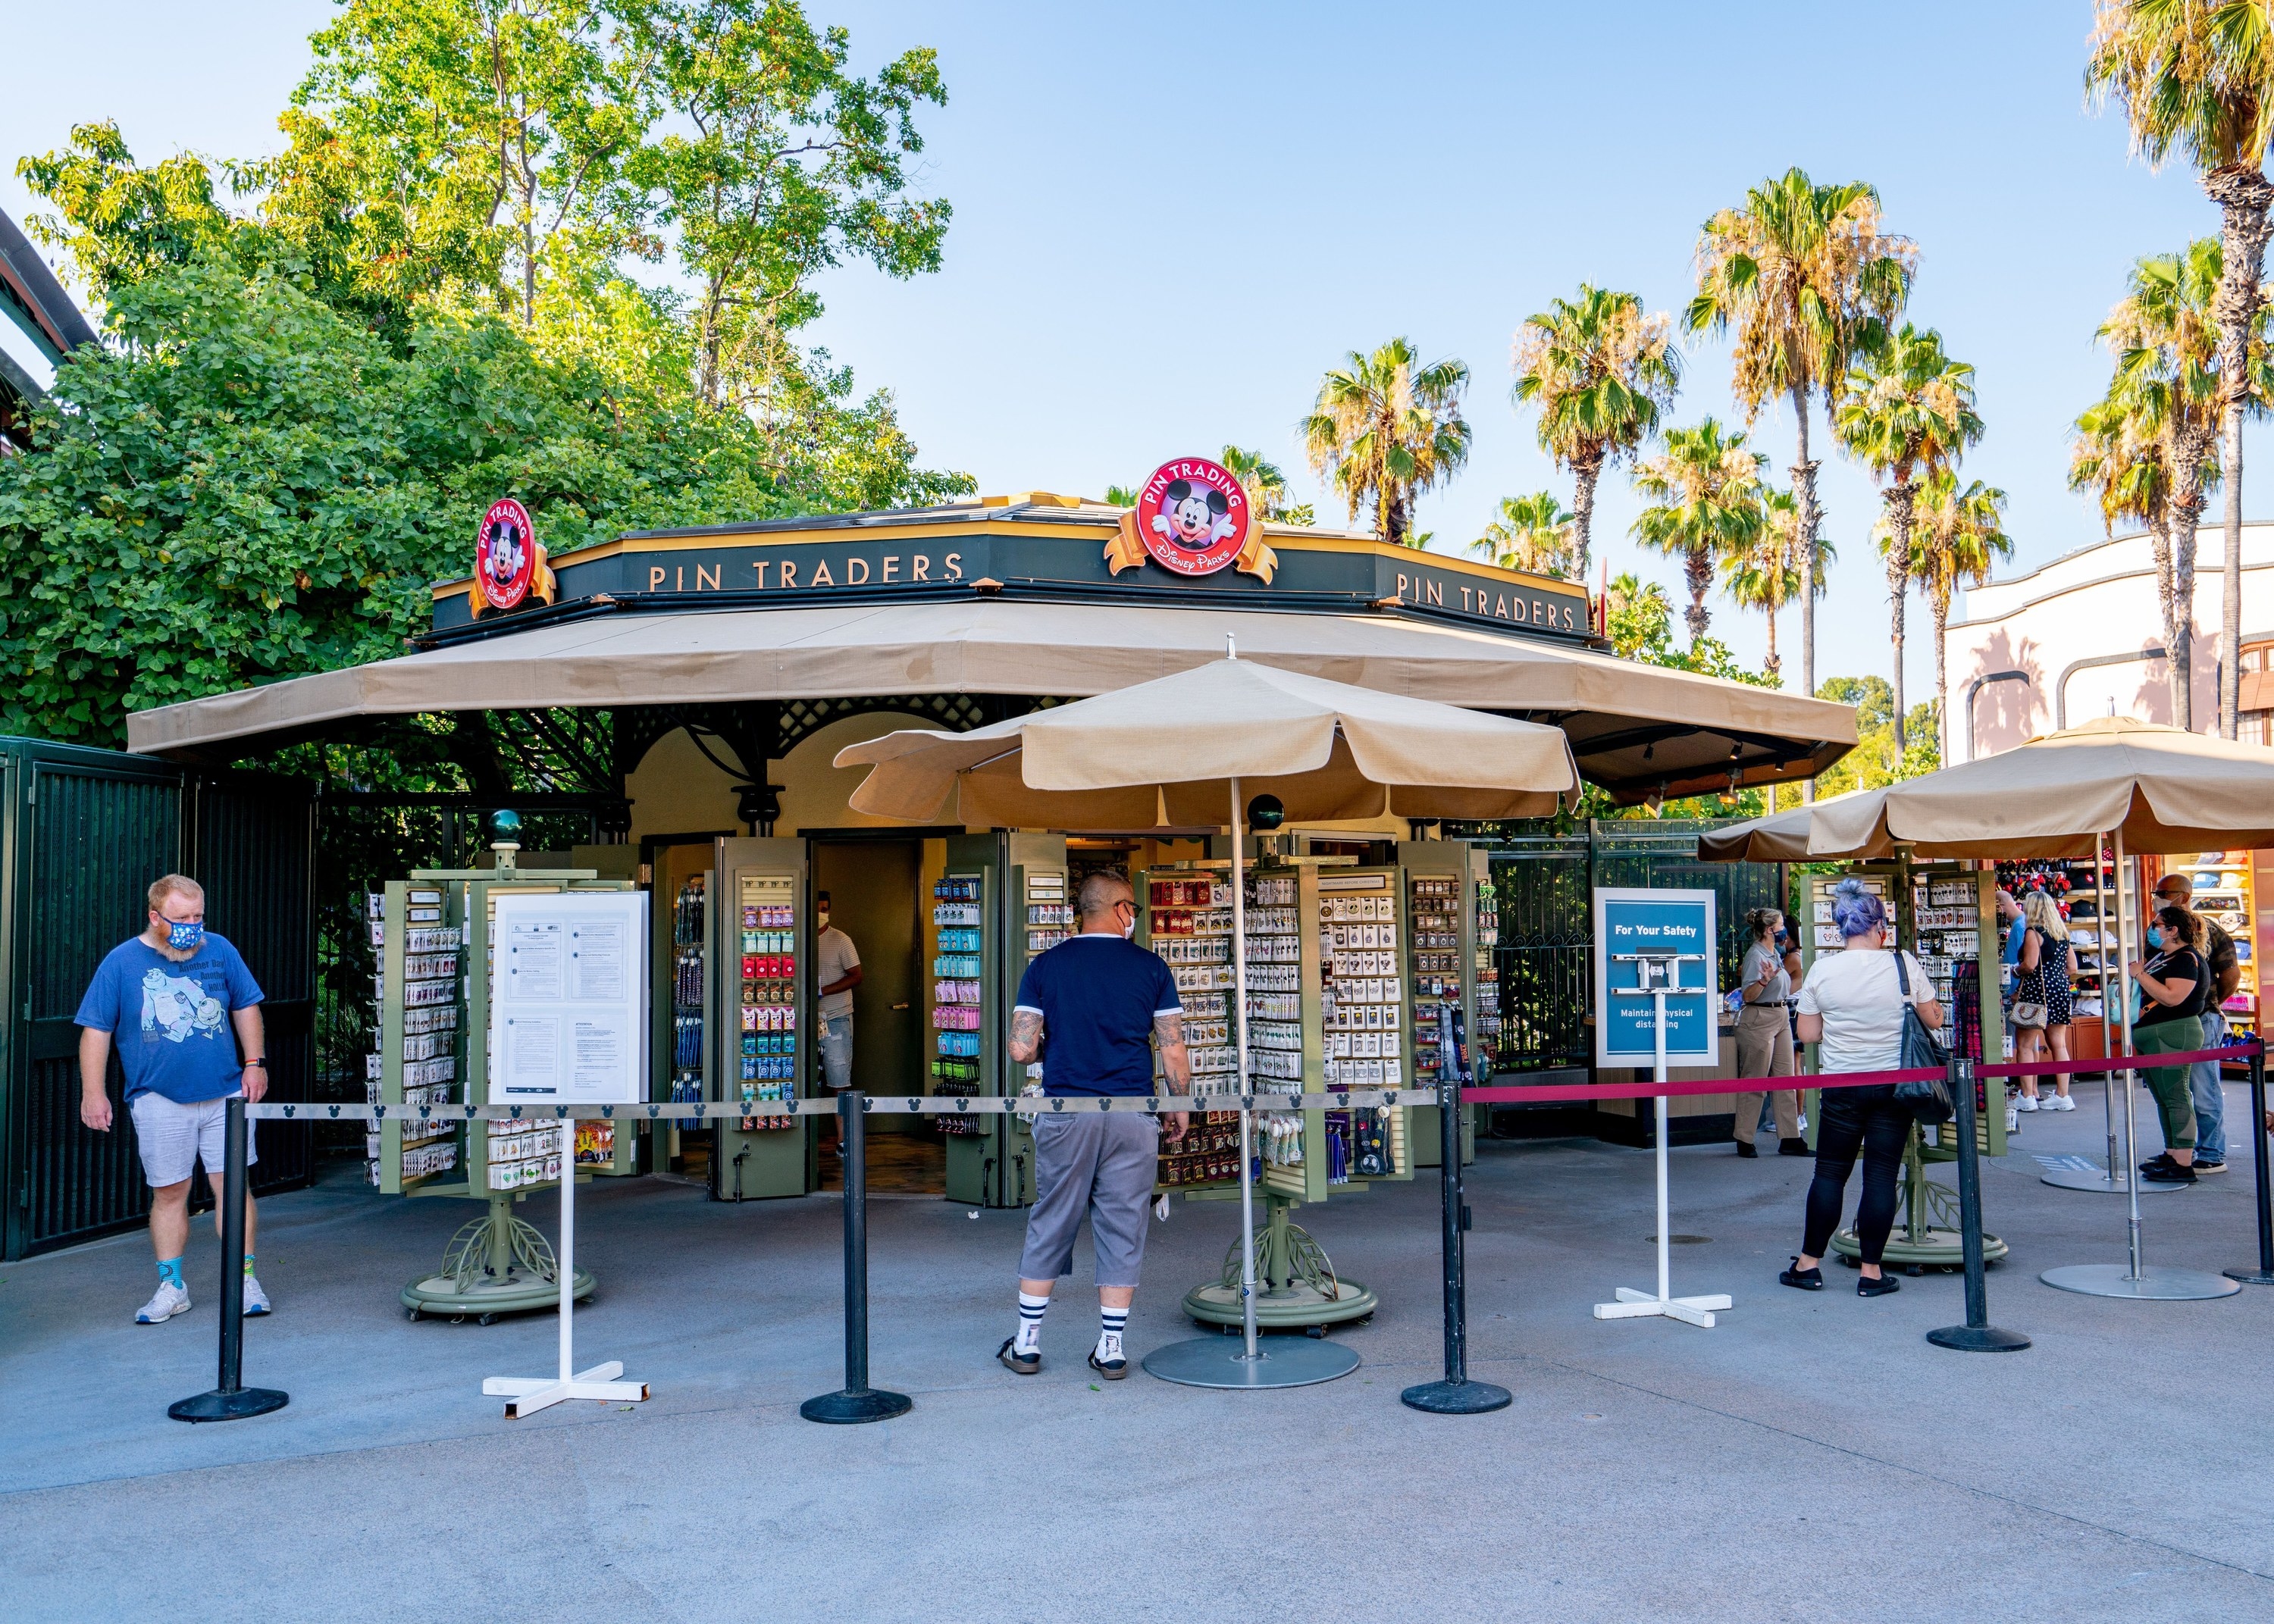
[669,876,706,1106]
[384,852,640,1321]
[930,872,987,1137]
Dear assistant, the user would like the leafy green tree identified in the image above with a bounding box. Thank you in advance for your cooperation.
[1834,324,1981,752]
[1910,471,2012,762]
[0,259,805,747]
[1719,484,1831,683]
[1470,492,1577,579]
[1218,445,1313,524]
[1815,675,1937,793]
[1630,418,1767,649]
[1511,283,1680,579]
[2088,2,2274,737]
[1302,337,1470,546]
[1687,168,1914,699]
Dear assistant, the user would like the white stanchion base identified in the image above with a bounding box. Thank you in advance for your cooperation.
[2038,1263,2242,1301]
[1593,1285,1734,1328]
[483,1360,650,1418]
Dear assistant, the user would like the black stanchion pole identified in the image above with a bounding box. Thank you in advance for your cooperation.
[169,1097,290,1422]
[2225,1044,2274,1287]
[1928,1056,2031,1353]
[801,1092,911,1423]
[1402,1006,1511,1415]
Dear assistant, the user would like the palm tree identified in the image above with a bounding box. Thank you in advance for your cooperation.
[1912,471,2013,762]
[2088,3,2274,737]
[1104,483,1141,506]
[1470,492,1577,578]
[1302,338,1471,546]
[2096,241,2226,728]
[1218,445,1314,524]
[1687,167,1915,711]
[1511,284,1680,579]
[1835,324,1983,753]
[1630,418,1768,649]
[1720,484,1833,682]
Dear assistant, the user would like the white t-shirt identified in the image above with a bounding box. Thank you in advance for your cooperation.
[1796,948,1931,1074]
[815,926,861,1021]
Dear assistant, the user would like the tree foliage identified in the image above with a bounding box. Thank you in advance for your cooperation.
[1302,337,1471,546]
[1471,492,1577,580]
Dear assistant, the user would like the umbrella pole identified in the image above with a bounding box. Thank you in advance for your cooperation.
[1230,774,1260,1363]
[2117,828,2144,1278]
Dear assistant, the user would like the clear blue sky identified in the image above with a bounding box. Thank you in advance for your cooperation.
[0,2,2251,706]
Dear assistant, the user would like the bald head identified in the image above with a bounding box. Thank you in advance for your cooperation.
[1077,870,1132,928]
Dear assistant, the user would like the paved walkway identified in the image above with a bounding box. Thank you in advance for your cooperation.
[5,1082,2270,1622]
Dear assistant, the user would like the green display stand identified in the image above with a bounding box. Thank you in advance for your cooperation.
[1181,1192,1377,1329]
[1830,1125,2007,1271]
[402,1194,596,1322]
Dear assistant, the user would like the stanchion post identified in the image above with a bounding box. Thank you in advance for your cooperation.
[168,1096,289,1422]
[1928,1055,2030,1353]
[801,1092,911,1423]
[1403,1006,1511,1414]
[2227,1043,2274,1287]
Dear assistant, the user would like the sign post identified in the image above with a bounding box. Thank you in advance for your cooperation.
[1590,889,1731,1329]
[481,890,651,1417]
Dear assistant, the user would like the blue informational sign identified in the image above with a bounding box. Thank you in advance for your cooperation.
[1592,888,1718,1067]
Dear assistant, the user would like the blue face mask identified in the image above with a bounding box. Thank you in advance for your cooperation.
[165,919,204,953]
[2145,927,2163,950]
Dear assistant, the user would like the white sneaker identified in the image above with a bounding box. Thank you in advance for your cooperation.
[2017,1094,2040,1112]
[2050,1095,2077,1112]
[136,1281,191,1323]
[241,1275,271,1316]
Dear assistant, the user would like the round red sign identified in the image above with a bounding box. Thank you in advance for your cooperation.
[1134,458,1251,576]
[476,498,537,611]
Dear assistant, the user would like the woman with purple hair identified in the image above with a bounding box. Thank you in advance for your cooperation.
[1781,878,1943,1297]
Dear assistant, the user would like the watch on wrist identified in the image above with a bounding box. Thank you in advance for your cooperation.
[245,1058,267,1069]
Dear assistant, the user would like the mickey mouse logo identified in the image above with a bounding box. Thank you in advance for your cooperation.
[472,497,558,617]
[1110,457,1278,580]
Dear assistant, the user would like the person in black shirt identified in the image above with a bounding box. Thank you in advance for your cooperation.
[2154,873,2238,1172]
[2128,904,2207,1184]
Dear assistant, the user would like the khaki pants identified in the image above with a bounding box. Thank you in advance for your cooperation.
[1733,1005,1799,1143]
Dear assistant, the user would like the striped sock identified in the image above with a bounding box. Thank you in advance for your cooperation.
[1098,1306,1128,1361]
[1015,1291,1050,1353]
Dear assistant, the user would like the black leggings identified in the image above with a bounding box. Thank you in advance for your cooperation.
[1801,1084,1912,1266]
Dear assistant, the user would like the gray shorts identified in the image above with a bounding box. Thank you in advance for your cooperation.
[128,1092,257,1188]
[819,1016,854,1090]
[1017,1109,1158,1288]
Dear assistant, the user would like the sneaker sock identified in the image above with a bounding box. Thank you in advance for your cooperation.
[243,1253,256,1277]
[1098,1306,1128,1361]
[1014,1291,1049,1354]
[157,1256,184,1290]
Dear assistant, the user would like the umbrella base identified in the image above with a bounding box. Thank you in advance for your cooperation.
[1828,1226,2006,1269]
[1143,1336,1360,1388]
[2039,1263,2241,1300]
[1400,1378,1514,1413]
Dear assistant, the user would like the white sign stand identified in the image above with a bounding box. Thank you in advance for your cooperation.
[1593,979,1734,1330]
[483,1144,649,1417]
[481,890,651,1416]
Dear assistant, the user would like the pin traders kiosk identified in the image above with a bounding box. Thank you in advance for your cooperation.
[128,490,1859,1306]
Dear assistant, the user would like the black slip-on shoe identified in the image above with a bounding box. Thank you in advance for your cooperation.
[997,1337,1040,1375]
[1778,1137,1810,1156]
[1857,1273,1901,1297]
[1087,1348,1127,1381]
[1779,1258,1824,1291]
[1735,1140,1759,1158]
[2142,1162,2199,1184]
[2139,1153,2177,1174]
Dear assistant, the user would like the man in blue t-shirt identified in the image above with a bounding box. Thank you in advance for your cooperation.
[998,870,1189,1379]
[76,874,270,1325]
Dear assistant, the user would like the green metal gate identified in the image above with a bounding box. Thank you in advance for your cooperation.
[0,739,315,1259]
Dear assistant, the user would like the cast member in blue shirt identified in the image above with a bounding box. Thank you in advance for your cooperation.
[76,875,271,1324]
[999,871,1189,1378]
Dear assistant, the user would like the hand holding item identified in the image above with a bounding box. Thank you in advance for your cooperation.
[2126,958,2147,981]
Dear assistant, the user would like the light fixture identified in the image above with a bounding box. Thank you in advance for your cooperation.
[1728,740,1743,760]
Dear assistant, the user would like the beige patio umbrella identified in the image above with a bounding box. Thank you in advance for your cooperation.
[1693,787,1894,863]
[835,649,1580,1386]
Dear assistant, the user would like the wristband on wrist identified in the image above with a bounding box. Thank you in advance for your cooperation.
[245,1057,267,1068]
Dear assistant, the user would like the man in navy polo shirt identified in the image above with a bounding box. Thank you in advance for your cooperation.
[77,874,270,1324]
[999,869,1189,1379]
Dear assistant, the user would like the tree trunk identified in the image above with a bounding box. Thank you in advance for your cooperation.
[2167,496,2203,732]
[1885,484,1916,754]
[2150,515,2180,725]
[1791,383,1819,803]
[1383,486,1408,547]
[1764,605,1780,681]
[1685,546,1712,648]
[2205,164,2274,738]
[1932,587,1951,766]
[1570,448,1605,582]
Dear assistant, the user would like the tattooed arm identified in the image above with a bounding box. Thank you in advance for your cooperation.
[1008,1007,1044,1065]
[1154,1010,1190,1143]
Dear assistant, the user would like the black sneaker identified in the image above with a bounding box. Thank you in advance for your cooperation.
[2193,1158,2228,1175]
[1779,1257,1824,1291]
[2142,1161,2198,1184]
[1857,1273,1902,1297]
[1778,1137,1810,1156]
[1735,1140,1759,1159]
[997,1336,1040,1375]
[2138,1153,2178,1175]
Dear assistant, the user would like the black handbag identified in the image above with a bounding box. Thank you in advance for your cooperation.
[1890,951,1954,1124]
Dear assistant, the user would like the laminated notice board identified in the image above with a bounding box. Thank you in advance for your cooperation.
[490,892,650,1104]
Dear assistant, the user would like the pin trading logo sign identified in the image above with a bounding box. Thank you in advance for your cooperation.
[1107,457,1278,584]
[471,497,556,618]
